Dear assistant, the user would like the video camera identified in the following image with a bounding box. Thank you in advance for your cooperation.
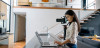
[56,16,67,24]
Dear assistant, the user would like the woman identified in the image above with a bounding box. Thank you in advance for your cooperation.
[54,10,80,48]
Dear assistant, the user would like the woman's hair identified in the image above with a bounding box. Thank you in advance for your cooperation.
[65,10,81,32]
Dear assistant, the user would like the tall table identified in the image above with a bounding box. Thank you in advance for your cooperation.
[36,32,69,48]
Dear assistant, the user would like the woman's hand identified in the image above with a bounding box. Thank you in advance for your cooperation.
[58,35,64,39]
[63,25,67,29]
[54,41,63,46]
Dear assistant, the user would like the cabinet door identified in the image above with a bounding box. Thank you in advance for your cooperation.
[18,0,29,5]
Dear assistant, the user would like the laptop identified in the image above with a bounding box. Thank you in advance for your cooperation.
[48,33,62,42]
[35,32,57,47]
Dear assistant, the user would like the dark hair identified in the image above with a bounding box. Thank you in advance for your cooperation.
[65,10,81,32]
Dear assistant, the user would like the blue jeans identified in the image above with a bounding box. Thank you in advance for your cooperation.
[66,43,77,48]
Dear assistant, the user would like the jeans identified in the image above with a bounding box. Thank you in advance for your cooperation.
[66,43,77,48]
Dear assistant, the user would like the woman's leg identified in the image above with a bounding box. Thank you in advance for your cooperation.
[66,43,77,48]
[71,44,77,48]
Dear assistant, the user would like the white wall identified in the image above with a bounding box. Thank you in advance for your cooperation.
[96,0,100,9]
[25,9,69,44]
[10,0,15,33]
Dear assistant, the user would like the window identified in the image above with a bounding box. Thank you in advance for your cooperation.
[0,0,11,32]
[86,0,96,9]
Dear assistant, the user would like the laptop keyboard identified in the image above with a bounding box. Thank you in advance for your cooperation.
[43,42,50,45]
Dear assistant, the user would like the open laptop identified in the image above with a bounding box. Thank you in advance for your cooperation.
[35,32,58,47]
[48,33,62,42]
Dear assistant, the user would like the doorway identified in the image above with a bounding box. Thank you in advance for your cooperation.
[14,13,26,48]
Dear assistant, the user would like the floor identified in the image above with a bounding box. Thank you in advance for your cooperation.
[0,34,25,48]
[14,41,25,48]
[0,45,8,48]
[0,41,25,48]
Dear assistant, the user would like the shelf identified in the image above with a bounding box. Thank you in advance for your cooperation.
[13,6,97,11]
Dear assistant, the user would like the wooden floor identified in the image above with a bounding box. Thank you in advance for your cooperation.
[0,41,25,48]
[0,45,8,48]
[14,41,25,48]
[0,34,25,48]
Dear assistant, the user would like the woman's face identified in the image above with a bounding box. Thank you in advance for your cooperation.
[65,15,74,22]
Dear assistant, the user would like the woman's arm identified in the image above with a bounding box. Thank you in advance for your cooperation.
[58,25,67,39]
[55,22,77,45]
[57,25,67,39]
[62,39,71,45]
[54,39,71,46]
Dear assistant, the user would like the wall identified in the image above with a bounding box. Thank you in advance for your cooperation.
[25,9,70,44]
[96,0,100,9]
[8,34,14,48]
[15,15,26,42]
